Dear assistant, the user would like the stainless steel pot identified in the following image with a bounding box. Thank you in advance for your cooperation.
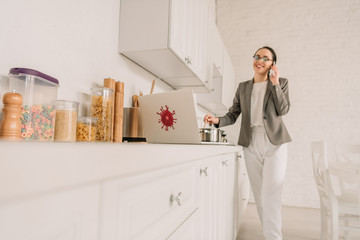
[199,127,221,142]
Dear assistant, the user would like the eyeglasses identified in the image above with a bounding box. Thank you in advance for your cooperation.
[253,55,273,62]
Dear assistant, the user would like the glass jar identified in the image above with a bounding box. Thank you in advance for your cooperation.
[90,87,113,142]
[54,100,79,142]
[76,117,98,142]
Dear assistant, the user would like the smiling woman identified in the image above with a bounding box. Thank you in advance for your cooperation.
[204,46,291,240]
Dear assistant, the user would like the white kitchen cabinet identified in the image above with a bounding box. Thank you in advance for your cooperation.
[166,210,200,240]
[0,143,245,240]
[119,0,211,91]
[236,151,250,228]
[196,0,236,115]
[196,47,235,115]
[198,152,238,240]
[223,156,237,239]
[99,161,199,240]
[212,26,225,78]
[0,184,100,240]
[222,49,236,109]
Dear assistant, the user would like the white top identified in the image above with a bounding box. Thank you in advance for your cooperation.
[250,81,268,127]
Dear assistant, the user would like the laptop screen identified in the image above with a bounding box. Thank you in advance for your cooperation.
[139,89,201,144]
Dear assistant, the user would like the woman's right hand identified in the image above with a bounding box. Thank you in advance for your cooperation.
[203,113,219,125]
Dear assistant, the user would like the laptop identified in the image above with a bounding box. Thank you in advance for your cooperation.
[139,89,203,144]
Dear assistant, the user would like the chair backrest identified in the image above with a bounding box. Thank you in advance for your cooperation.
[311,141,332,200]
[334,144,360,195]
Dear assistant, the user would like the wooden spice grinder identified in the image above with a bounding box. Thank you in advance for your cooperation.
[0,91,23,140]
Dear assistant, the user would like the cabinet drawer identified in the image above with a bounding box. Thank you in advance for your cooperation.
[0,184,100,240]
[100,162,199,240]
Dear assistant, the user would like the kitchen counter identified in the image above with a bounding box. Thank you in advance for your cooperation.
[0,141,242,203]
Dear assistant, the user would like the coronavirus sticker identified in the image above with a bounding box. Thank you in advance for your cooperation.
[157,105,177,131]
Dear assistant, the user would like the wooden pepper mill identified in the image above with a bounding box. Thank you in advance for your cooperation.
[0,91,23,140]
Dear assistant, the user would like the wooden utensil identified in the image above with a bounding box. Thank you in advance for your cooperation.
[150,79,155,94]
[104,77,116,141]
[132,95,139,107]
[113,81,124,142]
[0,91,23,140]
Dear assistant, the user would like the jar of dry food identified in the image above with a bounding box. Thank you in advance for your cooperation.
[54,100,79,142]
[76,117,98,142]
[90,87,113,142]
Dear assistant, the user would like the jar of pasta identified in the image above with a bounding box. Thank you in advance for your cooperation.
[90,87,113,142]
[54,100,79,142]
[76,117,98,142]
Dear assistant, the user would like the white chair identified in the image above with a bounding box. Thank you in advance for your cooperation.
[312,141,338,240]
[311,141,360,240]
[333,143,360,239]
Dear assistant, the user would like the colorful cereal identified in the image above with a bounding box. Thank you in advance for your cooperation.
[20,105,56,141]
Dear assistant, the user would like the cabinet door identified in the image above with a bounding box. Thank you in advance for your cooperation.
[222,49,236,109]
[212,26,224,77]
[169,0,210,86]
[222,157,237,240]
[199,156,221,240]
[198,153,237,240]
[169,0,191,64]
[237,152,250,227]
[166,209,200,240]
[0,185,100,240]
[100,162,199,240]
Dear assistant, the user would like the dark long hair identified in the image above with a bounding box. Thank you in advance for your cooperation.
[254,46,277,64]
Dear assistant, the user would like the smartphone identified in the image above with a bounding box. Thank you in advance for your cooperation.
[269,62,275,77]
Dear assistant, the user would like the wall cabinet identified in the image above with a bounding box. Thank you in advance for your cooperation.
[119,0,211,91]
[222,49,236,109]
[196,27,235,115]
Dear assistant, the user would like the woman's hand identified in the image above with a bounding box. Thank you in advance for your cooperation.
[203,113,219,125]
[269,65,280,85]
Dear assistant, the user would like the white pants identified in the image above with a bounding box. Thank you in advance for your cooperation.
[244,127,288,240]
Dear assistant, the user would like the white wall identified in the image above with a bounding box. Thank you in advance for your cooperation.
[217,0,360,208]
[0,0,175,115]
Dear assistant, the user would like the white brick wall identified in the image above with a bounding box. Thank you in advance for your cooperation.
[216,0,360,208]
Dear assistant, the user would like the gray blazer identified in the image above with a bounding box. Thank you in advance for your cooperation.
[217,78,291,147]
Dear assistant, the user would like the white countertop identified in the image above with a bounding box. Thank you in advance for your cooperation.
[0,141,242,203]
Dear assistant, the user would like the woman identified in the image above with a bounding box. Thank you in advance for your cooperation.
[204,46,291,240]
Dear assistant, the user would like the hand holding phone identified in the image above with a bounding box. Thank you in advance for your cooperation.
[269,69,275,77]
[269,64,280,85]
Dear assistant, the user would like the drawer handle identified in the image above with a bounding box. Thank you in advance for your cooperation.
[200,167,208,176]
[171,192,182,206]
[222,160,228,166]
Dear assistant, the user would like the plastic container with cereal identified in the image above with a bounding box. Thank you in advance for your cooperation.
[8,68,59,141]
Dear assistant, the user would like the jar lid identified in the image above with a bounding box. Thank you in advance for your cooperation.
[77,116,98,124]
[9,68,59,85]
[55,100,79,110]
[55,100,79,106]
